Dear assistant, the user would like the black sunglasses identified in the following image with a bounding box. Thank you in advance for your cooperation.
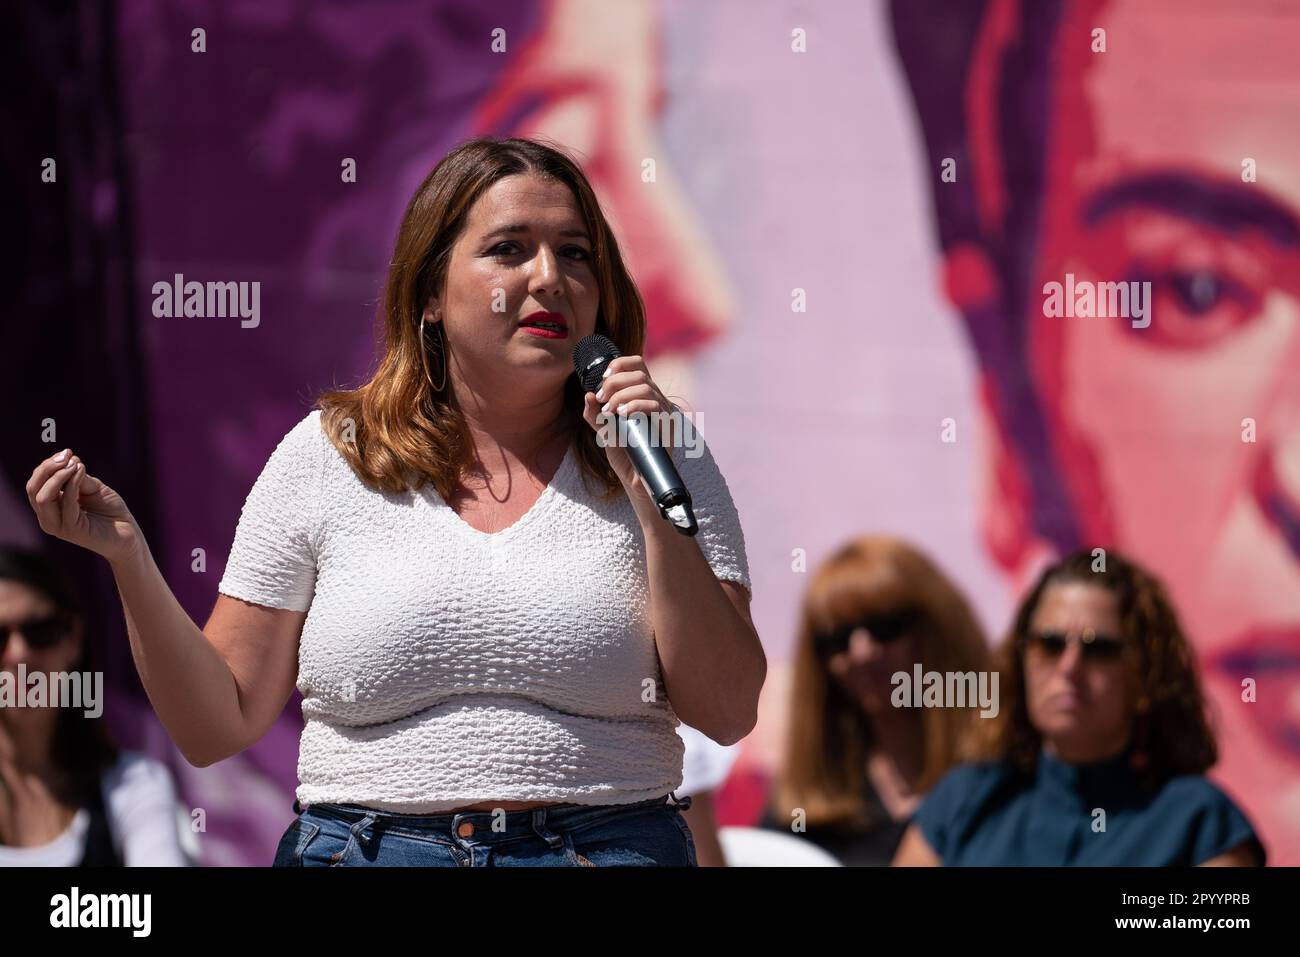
[0,614,71,653]
[1025,628,1127,662]
[813,608,918,658]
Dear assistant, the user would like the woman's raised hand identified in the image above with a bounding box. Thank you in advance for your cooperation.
[25,449,141,564]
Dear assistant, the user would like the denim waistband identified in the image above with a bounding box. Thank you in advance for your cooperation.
[293,791,693,847]
[291,790,696,852]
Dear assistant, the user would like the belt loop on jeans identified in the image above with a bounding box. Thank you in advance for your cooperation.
[668,791,693,812]
[349,811,380,847]
[531,807,565,850]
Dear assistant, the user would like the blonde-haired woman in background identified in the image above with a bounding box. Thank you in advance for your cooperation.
[759,537,990,865]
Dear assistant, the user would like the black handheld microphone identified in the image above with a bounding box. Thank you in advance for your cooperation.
[572,333,698,536]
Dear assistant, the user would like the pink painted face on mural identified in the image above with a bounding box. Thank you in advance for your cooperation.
[472,0,735,361]
[1017,0,1300,859]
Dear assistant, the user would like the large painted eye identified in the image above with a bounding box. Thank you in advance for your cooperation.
[1171,269,1230,315]
[1125,264,1260,348]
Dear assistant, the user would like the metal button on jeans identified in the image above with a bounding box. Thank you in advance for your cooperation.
[457,821,475,838]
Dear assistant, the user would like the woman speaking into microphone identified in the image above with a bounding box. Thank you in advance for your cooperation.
[25,136,763,867]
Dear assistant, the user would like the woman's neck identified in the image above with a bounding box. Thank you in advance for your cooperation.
[452,376,570,464]
[864,708,926,817]
[0,709,59,773]
[1042,733,1131,766]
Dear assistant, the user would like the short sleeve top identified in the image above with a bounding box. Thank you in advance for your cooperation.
[217,409,752,812]
[913,749,1266,866]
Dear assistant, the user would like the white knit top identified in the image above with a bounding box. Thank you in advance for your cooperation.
[217,409,751,812]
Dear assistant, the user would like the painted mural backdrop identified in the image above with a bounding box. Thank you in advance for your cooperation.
[5,0,1295,865]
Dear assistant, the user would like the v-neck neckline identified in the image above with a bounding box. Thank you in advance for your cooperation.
[430,441,576,541]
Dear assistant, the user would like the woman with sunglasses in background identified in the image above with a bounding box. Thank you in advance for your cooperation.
[758,537,990,865]
[0,546,189,866]
[893,549,1266,866]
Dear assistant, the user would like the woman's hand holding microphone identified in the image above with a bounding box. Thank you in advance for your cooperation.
[581,354,682,516]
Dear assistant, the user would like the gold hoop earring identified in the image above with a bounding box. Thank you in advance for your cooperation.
[418,315,448,392]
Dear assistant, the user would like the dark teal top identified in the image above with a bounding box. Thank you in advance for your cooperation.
[913,748,1266,866]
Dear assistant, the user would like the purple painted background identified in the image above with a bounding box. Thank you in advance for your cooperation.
[6,0,1297,866]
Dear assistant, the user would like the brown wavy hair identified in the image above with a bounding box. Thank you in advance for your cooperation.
[971,548,1218,788]
[316,136,646,501]
[768,537,991,828]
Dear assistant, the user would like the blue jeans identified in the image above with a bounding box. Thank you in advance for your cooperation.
[272,792,698,867]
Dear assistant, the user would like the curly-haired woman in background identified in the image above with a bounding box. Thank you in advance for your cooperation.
[894,549,1265,866]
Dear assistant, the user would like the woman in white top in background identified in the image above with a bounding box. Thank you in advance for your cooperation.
[0,546,188,867]
[24,136,764,867]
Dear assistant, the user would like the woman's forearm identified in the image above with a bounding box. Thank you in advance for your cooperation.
[637,508,765,745]
[108,539,244,766]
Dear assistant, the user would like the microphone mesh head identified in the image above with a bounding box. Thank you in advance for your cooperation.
[571,333,622,393]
